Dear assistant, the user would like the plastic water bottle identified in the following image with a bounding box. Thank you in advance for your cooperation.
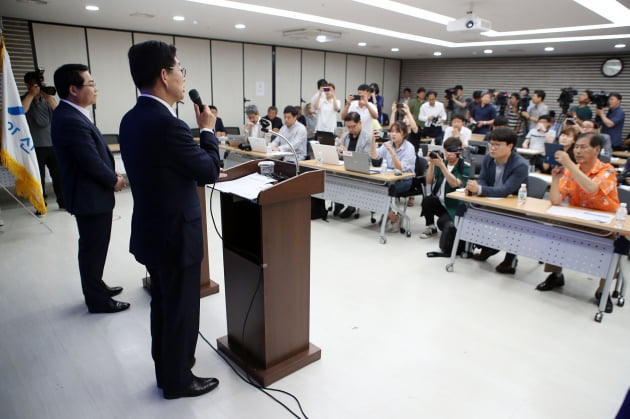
[381,160,388,174]
[316,151,323,166]
[615,203,627,228]
[517,183,527,205]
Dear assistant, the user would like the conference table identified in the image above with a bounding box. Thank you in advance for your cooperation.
[445,191,630,322]
[300,159,413,244]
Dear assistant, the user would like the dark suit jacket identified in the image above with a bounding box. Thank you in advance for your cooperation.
[119,96,220,269]
[51,101,117,215]
[478,151,529,197]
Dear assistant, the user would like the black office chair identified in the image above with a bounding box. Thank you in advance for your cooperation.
[389,156,427,237]
[224,126,240,135]
[527,175,549,199]
[465,140,488,175]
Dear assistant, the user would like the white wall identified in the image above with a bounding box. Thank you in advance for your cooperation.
[86,29,136,134]
[175,37,212,128]
[30,23,400,133]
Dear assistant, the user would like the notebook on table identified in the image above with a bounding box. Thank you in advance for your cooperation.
[343,151,380,174]
[226,134,247,147]
[311,143,343,165]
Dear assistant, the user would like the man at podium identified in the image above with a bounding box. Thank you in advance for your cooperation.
[119,40,222,400]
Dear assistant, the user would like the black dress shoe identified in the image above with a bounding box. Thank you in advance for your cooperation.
[495,257,518,274]
[106,286,123,297]
[333,203,343,216]
[88,298,130,313]
[163,376,219,400]
[536,273,565,291]
[157,358,197,389]
[339,206,356,219]
[472,247,499,261]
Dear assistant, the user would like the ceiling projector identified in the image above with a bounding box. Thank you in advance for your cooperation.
[447,14,492,31]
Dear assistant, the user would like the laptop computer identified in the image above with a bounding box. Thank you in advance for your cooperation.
[311,143,343,165]
[343,151,380,174]
[248,137,291,156]
[315,131,336,146]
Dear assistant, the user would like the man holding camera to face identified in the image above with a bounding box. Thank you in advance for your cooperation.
[21,70,64,211]
[341,84,378,139]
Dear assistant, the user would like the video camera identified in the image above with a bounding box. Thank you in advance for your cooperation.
[586,90,609,109]
[444,87,457,111]
[29,68,57,96]
[557,87,578,114]
[517,95,531,112]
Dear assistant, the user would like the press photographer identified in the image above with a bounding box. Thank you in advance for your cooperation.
[21,68,64,211]
[594,92,626,150]
[567,90,592,124]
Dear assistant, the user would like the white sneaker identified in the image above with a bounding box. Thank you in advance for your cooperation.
[419,226,437,239]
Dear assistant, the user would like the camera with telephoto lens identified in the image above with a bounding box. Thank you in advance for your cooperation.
[557,87,578,114]
[33,68,57,96]
[429,150,443,159]
[517,95,531,112]
[586,90,609,109]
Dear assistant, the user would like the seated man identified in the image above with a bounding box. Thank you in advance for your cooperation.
[264,106,283,132]
[334,112,373,218]
[536,132,619,313]
[443,114,472,147]
[420,137,471,238]
[270,105,307,162]
[465,127,529,274]
[244,104,262,138]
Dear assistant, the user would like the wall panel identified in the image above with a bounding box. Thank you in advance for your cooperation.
[132,33,174,45]
[383,59,401,114]
[244,44,272,114]
[301,50,325,106]
[86,29,135,133]
[175,37,212,128]
[276,47,302,111]
[324,52,347,101]
[211,41,244,128]
[346,55,366,97]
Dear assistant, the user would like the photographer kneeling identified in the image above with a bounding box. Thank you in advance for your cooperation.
[420,137,471,239]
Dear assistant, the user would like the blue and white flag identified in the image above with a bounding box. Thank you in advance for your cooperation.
[1,35,46,214]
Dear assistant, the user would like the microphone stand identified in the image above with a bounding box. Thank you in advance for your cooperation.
[259,118,300,175]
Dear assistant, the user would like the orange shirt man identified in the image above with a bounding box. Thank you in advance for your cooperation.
[537,132,619,313]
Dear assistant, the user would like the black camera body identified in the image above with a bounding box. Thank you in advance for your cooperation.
[429,150,443,159]
[587,90,609,109]
[34,68,57,96]
[518,95,531,112]
[557,87,578,114]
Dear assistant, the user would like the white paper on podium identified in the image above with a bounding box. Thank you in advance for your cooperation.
[546,206,614,223]
[213,173,275,200]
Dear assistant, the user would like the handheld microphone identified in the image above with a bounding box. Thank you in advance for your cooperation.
[188,89,204,110]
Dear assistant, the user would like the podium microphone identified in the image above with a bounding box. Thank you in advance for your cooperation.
[188,89,205,110]
[259,117,300,175]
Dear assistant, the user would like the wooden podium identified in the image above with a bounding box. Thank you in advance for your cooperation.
[216,160,324,386]
[142,186,219,297]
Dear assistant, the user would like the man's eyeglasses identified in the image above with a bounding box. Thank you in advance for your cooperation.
[82,81,96,88]
[488,142,505,149]
[167,66,186,77]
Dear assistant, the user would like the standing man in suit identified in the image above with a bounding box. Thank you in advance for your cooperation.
[51,64,129,314]
[119,40,221,400]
